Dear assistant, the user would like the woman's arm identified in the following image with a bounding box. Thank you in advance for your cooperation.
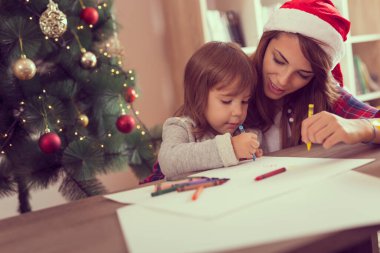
[301,112,378,149]
[301,88,380,149]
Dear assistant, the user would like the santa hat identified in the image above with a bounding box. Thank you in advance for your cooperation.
[264,0,351,86]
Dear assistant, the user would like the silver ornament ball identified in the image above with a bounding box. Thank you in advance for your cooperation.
[81,51,97,69]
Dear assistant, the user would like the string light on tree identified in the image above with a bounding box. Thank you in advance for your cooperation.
[1,0,161,214]
[39,0,67,38]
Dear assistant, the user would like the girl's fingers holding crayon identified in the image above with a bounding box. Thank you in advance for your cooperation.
[255,148,263,157]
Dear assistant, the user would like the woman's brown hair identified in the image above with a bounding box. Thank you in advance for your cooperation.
[176,41,257,139]
[246,31,339,149]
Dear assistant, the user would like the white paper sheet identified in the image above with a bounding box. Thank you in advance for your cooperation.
[106,157,374,218]
[117,171,380,253]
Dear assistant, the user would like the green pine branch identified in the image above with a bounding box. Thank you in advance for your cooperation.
[0,0,162,213]
[59,175,106,200]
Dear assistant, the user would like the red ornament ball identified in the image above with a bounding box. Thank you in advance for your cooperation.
[116,115,135,133]
[80,7,99,25]
[39,132,62,154]
[124,87,137,103]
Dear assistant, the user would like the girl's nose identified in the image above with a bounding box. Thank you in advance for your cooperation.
[232,104,243,116]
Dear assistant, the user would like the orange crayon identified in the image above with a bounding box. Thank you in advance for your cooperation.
[192,186,204,201]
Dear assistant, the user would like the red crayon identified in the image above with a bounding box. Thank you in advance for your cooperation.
[255,167,286,181]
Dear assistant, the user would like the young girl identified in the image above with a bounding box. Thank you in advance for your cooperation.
[246,0,380,152]
[158,42,263,179]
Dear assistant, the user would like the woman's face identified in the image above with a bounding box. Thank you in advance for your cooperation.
[262,33,315,100]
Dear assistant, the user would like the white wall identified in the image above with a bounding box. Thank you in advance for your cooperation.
[98,0,176,192]
[116,0,176,127]
[0,0,174,219]
[0,180,67,219]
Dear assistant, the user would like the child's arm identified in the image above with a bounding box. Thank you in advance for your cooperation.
[158,117,239,178]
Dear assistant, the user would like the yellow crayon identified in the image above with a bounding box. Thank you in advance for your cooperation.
[307,104,314,151]
[373,119,380,130]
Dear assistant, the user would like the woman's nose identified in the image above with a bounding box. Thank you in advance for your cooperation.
[278,69,292,86]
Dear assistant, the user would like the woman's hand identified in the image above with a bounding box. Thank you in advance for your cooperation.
[231,132,261,159]
[301,111,374,149]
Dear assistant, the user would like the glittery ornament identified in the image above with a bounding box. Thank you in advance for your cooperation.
[12,55,36,80]
[39,0,67,38]
[39,132,61,154]
[80,51,97,69]
[124,87,137,103]
[116,115,135,133]
[78,114,89,127]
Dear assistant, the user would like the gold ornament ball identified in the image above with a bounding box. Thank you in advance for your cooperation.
[78,114,89,127]
[39,0,67,38]
[12,55,37,80]
[81,51,97,69]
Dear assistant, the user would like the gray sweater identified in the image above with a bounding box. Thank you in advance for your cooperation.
[158,117,262,179]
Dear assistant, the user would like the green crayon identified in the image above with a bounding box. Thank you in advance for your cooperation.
[151,185,178,197]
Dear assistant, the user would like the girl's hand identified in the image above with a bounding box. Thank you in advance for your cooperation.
[255,148,264,158]
[301,111,374,149]
[231,132,260,159]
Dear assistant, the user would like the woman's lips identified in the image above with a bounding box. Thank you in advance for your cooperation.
[268,81,285,95]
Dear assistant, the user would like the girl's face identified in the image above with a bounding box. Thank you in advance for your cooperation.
[205,79,251,135]
[262,33,315,100]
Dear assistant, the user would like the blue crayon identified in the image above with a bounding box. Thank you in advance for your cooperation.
[238,125,256,161]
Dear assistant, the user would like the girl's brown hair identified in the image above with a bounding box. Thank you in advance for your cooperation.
[176,42,257,139]
[246,31,339,148]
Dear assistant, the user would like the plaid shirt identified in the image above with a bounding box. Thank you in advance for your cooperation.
[333,87,380,119]
[139,162,165,184]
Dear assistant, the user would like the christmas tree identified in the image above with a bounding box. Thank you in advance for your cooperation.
[0,0,161,213]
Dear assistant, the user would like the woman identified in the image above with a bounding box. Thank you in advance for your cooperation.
[246,0,380,152]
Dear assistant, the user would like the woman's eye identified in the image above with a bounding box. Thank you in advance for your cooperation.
[298,72,311,80]
[242,100,249,104]
[221,100,231,104]
[273,57,284,65]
